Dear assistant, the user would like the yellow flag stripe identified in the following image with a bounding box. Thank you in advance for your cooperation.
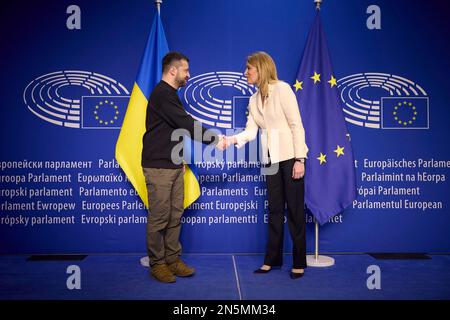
[115,83,201,209]
[115,83,149,208]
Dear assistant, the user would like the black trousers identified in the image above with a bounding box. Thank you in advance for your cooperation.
[264,158,307,269]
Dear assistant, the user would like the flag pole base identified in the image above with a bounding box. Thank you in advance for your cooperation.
[306,254,335,267]
[143,255,335,267]
[140,256,149,267]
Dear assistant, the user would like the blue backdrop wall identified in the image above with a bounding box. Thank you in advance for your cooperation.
[1,0,449,254]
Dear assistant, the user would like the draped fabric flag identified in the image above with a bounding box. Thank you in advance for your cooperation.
[115,10,200,209]
[293,12,357,225]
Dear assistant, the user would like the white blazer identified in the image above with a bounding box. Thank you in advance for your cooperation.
[234,81,308,164]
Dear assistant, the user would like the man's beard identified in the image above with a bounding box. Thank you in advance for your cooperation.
[177,77,187,87]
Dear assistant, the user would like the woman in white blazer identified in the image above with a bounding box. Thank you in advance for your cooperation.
[224,52,308,279]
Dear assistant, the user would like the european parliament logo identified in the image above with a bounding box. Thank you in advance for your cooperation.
[381,97,428,129]
[23,70,130,129]
[81,96,128,129]
[337,72,429,129]
[180,71,255,129]
[233,96,251,128]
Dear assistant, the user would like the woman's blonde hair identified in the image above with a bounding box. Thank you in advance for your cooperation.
[247,51,278,99]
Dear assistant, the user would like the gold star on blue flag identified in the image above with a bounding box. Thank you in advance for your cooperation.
[294,12,357,225]
[381,98,429,129]
[82,97,127,128]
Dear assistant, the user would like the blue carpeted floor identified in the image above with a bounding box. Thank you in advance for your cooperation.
[1,254,449,300]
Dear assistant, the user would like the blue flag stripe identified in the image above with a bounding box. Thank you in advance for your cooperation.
[136,13,169,99]
[295,12,357,225]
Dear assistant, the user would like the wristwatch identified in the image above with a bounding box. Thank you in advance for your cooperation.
[295,158,305,163]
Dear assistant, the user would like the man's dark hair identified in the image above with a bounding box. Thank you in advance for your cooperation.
[162,51,189,74]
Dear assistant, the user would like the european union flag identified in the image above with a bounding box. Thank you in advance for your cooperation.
[294,12,357,225]
[381,97,429,129]
[82,96,128,129]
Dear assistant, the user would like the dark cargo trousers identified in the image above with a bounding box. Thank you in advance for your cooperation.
[143,167,184,267]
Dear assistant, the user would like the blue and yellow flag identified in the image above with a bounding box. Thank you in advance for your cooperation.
[294,12,357,225]
[115,10,200,209]
[381,97,429,129]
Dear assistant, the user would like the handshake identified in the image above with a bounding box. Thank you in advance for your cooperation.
[217,135,237,151]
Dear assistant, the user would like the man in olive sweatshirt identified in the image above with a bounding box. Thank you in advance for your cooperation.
[142,51,219,283]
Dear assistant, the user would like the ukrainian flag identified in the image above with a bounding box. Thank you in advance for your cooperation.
[115,10,200,209]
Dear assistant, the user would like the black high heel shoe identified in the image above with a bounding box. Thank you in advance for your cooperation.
[290,271,305,279]
[254,267,271,274]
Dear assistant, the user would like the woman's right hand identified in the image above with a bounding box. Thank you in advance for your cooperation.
[217,135,236,150]
[227,136,237,146]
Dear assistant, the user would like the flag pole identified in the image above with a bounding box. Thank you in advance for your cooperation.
[155,0,162,14]
[306,0,335,268]
[315,220,319,259]
[307,219,335,267]
[314,0,321,10]
[140,0,164,269]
